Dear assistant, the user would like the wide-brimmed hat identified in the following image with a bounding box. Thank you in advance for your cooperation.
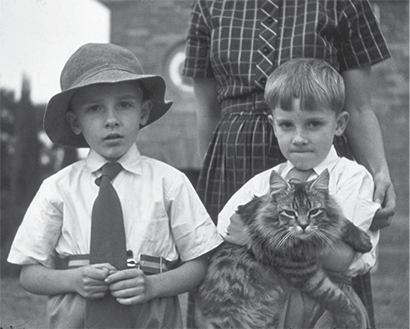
[44,43,172,148]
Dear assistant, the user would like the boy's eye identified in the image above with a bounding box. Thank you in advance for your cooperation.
[279,122,293,130]
[119,101,133,109]
[87,105,102,112]
[306,121,322,129]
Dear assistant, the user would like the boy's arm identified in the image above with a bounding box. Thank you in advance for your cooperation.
[20,263,116,299]
[105,254,208,305]
[319,241,356,272]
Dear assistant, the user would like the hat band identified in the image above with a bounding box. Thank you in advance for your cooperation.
[69,63,143,90]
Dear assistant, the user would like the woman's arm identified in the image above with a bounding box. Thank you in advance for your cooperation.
[342,66,396,230]
[192,77,221,159]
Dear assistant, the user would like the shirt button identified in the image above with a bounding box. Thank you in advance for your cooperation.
[263,47,269,54]
[266,17,274,24]
[260,78,267,85]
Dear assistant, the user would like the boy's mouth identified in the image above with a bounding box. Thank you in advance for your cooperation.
[290,149,311,153]
[104,133,123,140]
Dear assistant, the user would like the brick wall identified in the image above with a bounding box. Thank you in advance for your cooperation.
[369,1,409,215]
[100,0,408,214]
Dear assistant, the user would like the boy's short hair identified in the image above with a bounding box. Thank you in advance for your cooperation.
[264,58,345,113]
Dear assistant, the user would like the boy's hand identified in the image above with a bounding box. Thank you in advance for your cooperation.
[72,263,116,299]
[224,212,250,246]
[105,268,154,305]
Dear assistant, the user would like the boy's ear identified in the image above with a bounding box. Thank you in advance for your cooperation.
[334,111,349,137]
[267,113,277,136]
[66,111,82,135]
[140,100,152,126]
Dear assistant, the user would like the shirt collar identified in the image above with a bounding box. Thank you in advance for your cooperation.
[85,144,143,176]
[281,146,340,179]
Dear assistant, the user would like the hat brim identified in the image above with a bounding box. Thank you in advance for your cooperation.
[44,71,172,148]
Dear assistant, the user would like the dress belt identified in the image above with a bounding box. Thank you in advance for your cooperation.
[55,250,181,275]
[221,92,270,117]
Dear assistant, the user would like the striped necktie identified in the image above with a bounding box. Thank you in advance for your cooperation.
[86,162,131,328]
[255,0,279,90]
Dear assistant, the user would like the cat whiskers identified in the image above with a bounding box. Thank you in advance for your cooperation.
[274,230,293,251]
[313,230,335,248]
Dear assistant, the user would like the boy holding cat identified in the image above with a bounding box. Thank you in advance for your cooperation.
[217,58,380,327]
[8,43,223,328]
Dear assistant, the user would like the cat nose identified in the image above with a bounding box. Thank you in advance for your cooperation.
[299,223,308,231]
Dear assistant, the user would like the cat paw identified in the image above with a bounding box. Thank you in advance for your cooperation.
[333,311,364,329]
[333,319,358,328]
[353,231,372,253]
[342,221,372,253]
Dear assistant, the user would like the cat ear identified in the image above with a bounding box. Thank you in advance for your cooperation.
[309,169,330,192]
[269,170,289,196]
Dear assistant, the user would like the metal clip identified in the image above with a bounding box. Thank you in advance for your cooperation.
[126,250,140,269]
[127,258,139,268]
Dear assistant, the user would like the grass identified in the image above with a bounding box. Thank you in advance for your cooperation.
[0,279,47,329]
[371,214,409,328]
[1,215,408,329]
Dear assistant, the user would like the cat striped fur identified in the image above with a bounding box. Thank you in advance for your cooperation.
[195,169,372,328]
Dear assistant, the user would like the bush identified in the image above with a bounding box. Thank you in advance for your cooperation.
[1,198,25,277]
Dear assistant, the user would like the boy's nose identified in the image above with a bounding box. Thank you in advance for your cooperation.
[105,108,120,127]
[292,131,308,145]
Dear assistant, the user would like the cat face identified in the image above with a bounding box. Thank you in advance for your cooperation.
[249,169,343,258]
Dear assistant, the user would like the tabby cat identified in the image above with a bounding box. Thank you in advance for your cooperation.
[195,169,372,329]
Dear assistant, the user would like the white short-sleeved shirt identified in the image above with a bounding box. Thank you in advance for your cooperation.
[218,146,380,277]
[8,144,223,268]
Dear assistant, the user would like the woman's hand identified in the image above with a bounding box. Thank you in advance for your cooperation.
[370,173,396,231]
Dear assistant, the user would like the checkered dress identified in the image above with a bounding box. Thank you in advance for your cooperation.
[183,0,390,327]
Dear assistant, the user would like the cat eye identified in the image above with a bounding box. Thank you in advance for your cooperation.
[283,210,297,217]
[309,208,322,216]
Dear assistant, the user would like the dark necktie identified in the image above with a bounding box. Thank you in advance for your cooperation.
[86,162,131,328]
[255,0,279,90]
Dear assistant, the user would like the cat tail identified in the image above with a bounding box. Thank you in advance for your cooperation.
[291,267,364,328]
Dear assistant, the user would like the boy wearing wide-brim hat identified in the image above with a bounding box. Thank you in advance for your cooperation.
[8,43,223,328]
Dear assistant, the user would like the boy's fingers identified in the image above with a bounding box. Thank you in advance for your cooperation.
[105,268,144,283]
[86,263,116,280]
[91,263,117,271]
[225,213,250,246]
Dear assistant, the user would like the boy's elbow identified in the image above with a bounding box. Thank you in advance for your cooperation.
[191,254,209,277]
[19,265,35,292]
